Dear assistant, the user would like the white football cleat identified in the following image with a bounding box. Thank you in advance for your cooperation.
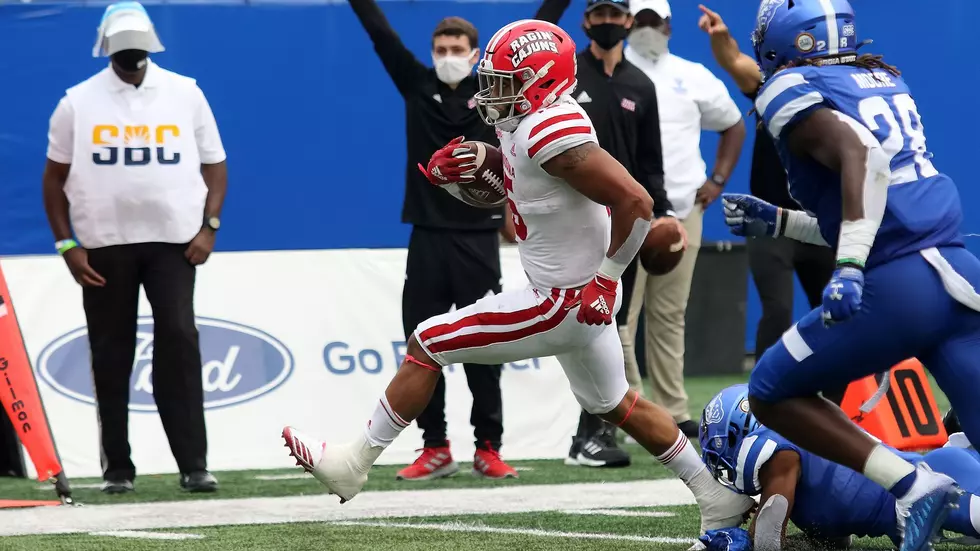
[282,426,371,504]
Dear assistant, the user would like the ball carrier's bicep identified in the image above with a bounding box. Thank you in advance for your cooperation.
[751,450,801,551]
[541,142,654,274]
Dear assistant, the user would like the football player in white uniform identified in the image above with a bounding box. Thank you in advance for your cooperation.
[282,19,752,533]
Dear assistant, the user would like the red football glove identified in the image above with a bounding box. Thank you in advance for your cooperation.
[417,136,477,186]
[577,274,617,325]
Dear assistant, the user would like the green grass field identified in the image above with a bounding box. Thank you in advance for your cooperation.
[0,373,955,550]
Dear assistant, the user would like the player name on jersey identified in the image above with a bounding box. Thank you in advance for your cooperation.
[510,32,559,69]
[851,71,898,90]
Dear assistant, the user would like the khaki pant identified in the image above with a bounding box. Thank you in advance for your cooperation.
[619,208,704,423]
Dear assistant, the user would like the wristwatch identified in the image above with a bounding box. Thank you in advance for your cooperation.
[710,173,727,187]
[204,215,221,232]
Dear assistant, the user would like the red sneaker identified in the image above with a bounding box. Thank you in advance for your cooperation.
[395,445,459,480]
[473,444,518,479]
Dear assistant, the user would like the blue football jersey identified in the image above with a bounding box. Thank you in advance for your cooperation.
[754,65,963,268]
[732,427,904,540]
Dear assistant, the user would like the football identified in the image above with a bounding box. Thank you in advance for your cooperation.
[457,141,507,207]
[639,219,686,275]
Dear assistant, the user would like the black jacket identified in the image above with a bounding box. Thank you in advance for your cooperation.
[536,0,673,216]
[349,0,502,230]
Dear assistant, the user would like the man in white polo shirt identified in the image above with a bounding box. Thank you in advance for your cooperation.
[41,2,227,494]
[622,0,745,436]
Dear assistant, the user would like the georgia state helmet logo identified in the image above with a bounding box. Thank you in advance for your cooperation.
[704,395,725,424]
[756,0,786,34]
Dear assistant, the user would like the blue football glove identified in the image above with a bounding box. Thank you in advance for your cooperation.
[821,265,865,326]
[699,527,753,551]
[721,193,780,238]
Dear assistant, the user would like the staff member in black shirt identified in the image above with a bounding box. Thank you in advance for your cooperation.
[348,0,518,480]
[536,0,684,469]
[697,6,841,405]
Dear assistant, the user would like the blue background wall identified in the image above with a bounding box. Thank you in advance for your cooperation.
[1,0,977,352]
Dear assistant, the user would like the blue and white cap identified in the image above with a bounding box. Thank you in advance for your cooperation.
[92,2,165,58]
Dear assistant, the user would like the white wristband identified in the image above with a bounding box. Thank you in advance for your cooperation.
[782,210,830,247]
[837,218,878,267]
[598,256,629,282]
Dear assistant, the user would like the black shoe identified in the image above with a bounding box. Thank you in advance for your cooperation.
[180,470,218,492]
[101,479,134,494]
[576,422,631,468]
[566,409,601,467]
[944,408,960,435]
[678,420,699,438]
[565,437,583,466]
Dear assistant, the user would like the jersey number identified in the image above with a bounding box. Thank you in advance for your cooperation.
[503,172,528,241]
[857,93,938,184]
[874,369,940,438]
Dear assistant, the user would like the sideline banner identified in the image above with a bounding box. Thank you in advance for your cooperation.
[2,247,581,478]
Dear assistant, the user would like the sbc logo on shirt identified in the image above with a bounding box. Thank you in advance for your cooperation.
[91,124,182,166]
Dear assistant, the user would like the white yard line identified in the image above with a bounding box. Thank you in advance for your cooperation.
[88,531,204,540]
[560,509,677,518]
[36,483,104,491]
[253,474,310,481]
[335,520,695,544]
[0,479,696,537]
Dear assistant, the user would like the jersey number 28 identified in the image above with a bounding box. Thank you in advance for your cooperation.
[857,93,939,184]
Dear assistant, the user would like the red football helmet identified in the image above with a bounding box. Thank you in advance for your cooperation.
[475,19,578,131]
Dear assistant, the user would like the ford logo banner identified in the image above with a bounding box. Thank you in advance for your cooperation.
[37,317,293,411]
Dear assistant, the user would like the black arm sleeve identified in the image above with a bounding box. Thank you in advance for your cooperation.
[348,0,428,97]
[638,81,674,217]
[534,0,571,24]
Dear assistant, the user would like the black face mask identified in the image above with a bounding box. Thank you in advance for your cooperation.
[111,49,149,73]
[585,23,629,50]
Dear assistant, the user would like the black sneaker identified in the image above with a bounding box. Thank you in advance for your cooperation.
[678,420,700,438]
[565,436,582,466]
[180,470,218,492]
[101,479,134,494]
[576,423,631,468]
[944,409,960,435]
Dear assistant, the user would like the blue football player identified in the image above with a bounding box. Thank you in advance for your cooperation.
[719,1,980,550]
[699,385,980,551]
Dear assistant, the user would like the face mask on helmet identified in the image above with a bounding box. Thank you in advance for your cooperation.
[475,64,534,132]
[111,49,149,73]
[628,26,669,60]
[699,385,759,492]
[433,49,477,85]
[585,22,630,50]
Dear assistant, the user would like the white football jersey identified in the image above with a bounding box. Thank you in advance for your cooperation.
[499,96,610,290]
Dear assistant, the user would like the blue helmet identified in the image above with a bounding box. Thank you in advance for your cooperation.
[699,384,760,488]
[752,0,859,77]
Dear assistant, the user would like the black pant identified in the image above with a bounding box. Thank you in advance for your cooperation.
[615,257,640,327]
[403,227,504,451]
[83,243,207,481]
[747,237,846,404]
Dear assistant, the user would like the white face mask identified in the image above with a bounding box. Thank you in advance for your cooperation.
[629,27,669,61]
[433,50,476,85]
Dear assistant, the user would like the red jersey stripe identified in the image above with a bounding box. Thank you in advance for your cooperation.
[527,112,586,139]
[528,126,593,159]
